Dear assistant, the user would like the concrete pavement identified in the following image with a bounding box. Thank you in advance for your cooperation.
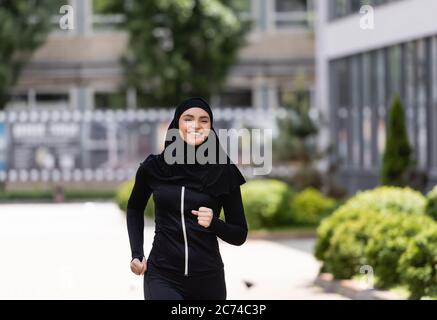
[0,202,347,300]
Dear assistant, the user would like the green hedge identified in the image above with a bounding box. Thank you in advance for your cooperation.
[366,214,433,289]
[315,186,437,299]
[290,188,337,226]
[241,179,294,229]
[425,186,437,220]
[399,224,437,299]
[115,177,336,230]
[115,180,154,218]
[339,186,426,215]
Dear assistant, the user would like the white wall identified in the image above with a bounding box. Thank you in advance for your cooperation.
[325,0,437,59]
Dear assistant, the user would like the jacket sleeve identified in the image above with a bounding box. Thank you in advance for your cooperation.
[126,163,153,261]
[208,186,248,246]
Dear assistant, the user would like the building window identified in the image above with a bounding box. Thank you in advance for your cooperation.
[416,39,429,169]
[330,59,352,166]
[329,0,403,21]
[433,36,437,170]
[405,41,417,159]
[362,53,373,169]
[94,92,127,109]
[376,49,386,162]
[387,45,402,102]
[218,89,253,108]
[329,36,436,177]
[274,0,309,29]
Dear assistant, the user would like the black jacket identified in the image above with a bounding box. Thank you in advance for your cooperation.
[126,161,248,277]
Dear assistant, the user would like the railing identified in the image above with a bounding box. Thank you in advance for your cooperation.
[0,107,284,183]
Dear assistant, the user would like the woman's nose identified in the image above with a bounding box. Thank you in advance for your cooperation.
[194,120,201,130]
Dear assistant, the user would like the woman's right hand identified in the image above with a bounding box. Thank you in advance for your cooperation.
[130,257,147,275]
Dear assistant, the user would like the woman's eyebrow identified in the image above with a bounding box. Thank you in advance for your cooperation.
[199,116,210,120]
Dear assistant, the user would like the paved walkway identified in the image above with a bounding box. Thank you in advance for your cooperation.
[0,202,347,300]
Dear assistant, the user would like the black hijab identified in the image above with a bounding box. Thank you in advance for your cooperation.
[141,97,246,197]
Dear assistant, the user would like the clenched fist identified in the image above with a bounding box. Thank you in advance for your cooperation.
[191,207,213,228]
[130,257,147,276]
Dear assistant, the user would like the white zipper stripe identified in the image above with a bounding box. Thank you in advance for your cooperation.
[180,186,189,276]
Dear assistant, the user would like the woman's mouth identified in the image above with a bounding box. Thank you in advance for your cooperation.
[187,131,203,138]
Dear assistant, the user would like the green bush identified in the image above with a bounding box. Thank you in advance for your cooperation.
[380,95,412,186]
[315,186,426,278]
[115,180,154,218]
[315,185,437,299]
[315,205,375,264]
[241,179,293,230]
[365,214,434,289]
[290,188,337,225]
[425,185,437,220]
[399,224,437,299]
[340,186,426,216]
[319,208,384,279]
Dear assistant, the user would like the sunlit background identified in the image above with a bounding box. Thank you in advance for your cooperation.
[0,0,436,300]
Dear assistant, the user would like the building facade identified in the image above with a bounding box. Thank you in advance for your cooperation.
[8,0,315,111]
[315,0,437,193]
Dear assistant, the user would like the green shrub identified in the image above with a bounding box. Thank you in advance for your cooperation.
[399,225,437,299]
[290,188,337,225]
[241,179,293,230]
[319,209,384,279]
[366,214,434,289]
[425,186,437,220]
[341,186,426,216]
[315,205,376,264]
[115,179,154,218]
[380,95,412,186]
[315,186,426,277]
[314,185,437,299]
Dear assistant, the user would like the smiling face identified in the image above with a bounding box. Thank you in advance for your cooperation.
[178,107,211,146]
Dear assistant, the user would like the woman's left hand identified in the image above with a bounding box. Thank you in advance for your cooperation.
[191,207,213,228]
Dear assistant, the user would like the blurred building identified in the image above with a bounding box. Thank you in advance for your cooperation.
[7,0,315,111]
[1,0,315,188]
[315,0,437,192]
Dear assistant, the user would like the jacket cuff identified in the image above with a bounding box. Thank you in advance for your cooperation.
[208,216,221,232]
[131,255,144,262]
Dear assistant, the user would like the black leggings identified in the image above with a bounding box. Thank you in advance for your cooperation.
[144,263,227,300]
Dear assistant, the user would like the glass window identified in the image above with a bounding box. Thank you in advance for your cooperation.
[94,92,126,109]
[362,53,373,169]
[388,45,402,103]
[219,89,253,107]
[370,51,379,167]
[405,41,417,156]
[274,0,309,29]
[331,59,352,165]
[35,93,70,108]
[351,56,362,167]
[433,36,437,169]
[330,0,401,20]
[416,39,428,169]
[376,49,386,161]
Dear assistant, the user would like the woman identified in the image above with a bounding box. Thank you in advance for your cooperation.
[126,97,248,300]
